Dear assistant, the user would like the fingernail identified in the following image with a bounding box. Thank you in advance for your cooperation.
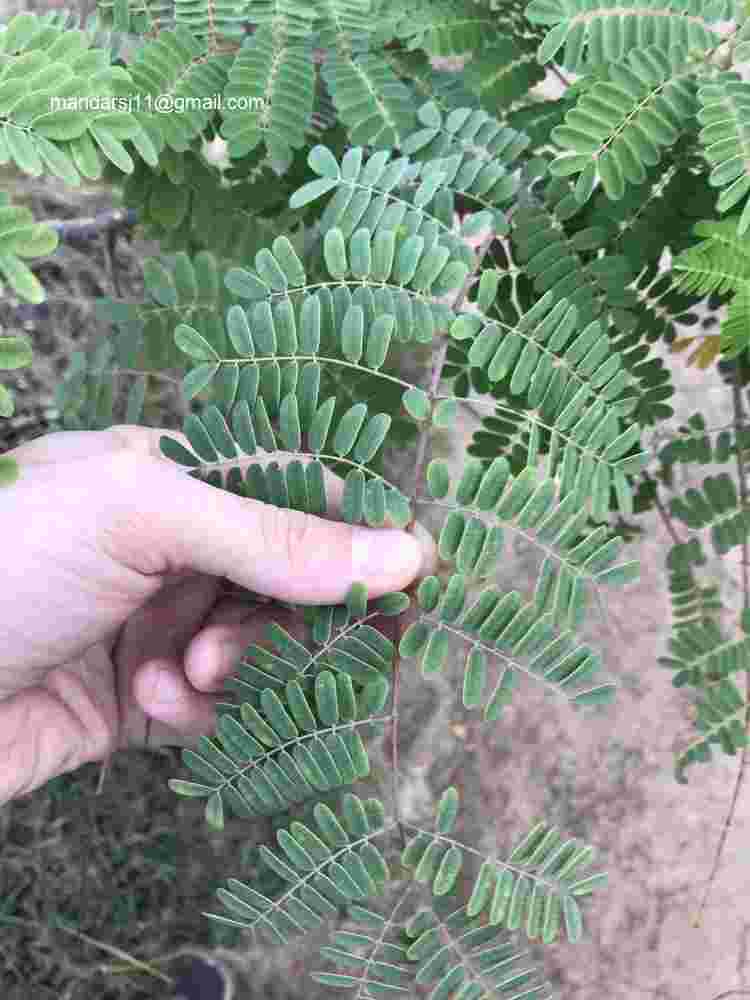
[148,665,182,706]
[352,527,422,582]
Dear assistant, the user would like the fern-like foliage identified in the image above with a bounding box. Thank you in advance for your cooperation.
[312,787,604,995]
[0,192,58,305]
[222,29,314,166]
[322,51,416,151]
[697,71,750,235]
[169,666,389,829]
[206,792,393,940]
[510,175,638,329]
[388,0,501,57]
[399,567,621,716]
[97,248,231,371]
[526,0,735,71]
[669,471,750,555]
[127,26,232,157]
[464,37,547,112]
[664,538,723,630]
[674,677,750,783]
[97,0,248,44]
[672,218,750,358]
[290,131,524,257]
[0,12,146,183]
[549,45,697,205]
[659,412,750,468]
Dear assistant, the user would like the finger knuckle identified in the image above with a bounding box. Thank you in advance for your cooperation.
[263,505,318,575]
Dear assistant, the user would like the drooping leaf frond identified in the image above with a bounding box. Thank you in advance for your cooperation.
[313,785,604,994]
[402,100,530,173]
[669,471,750,555]
[400,788,606,945]
[525,0,734,71]
[549,45,697,205]
[510,177,638,329]
[464,36,546,112]
[400,99,531,236]
[322,51,417,150]
[421,453,641,612]
[451,289,638,420]
[290,137,524,256]
[0,191,58,305]
[97,249,228,372]
[697,72,750,235]
[206,793,393,941]
[127,26,232,158]
[221,29,315,166]
[388,0,501,57]
[158,383,412,528]
[169,669,388,828]
[664,538,723,629]
[399,570,620,715]
[675,678,750,783]
[660,611,750,693]
[156,223,470,468]
[0,12,145,183]
[223,222,465,346]
[314,890,556,997]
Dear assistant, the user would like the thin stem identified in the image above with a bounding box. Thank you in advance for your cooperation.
[114,367,182,387]
[642,470,685,546]
[409,335,452,502]
[388,609,406,848]
[733,373,749,606]
[695,370,750,924]
[549,64,571,89]
[408,233,495,508]
[388,233,495,840]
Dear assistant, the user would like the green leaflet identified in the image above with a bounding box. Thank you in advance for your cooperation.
[403,386,431,421]
[324,228,348,279]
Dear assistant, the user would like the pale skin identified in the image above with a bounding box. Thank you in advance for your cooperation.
[0,425,434,805]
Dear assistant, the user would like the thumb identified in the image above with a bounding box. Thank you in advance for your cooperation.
[115,454,427,605]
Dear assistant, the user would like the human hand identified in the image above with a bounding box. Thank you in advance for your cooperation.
[0,425,432,803]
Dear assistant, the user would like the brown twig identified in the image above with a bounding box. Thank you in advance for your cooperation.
[549,64,571,89]
[643,470,685,546]
[407,232,496,507]
[389,232,496,841]
[46,209,138,243]
[695,372,750,925]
